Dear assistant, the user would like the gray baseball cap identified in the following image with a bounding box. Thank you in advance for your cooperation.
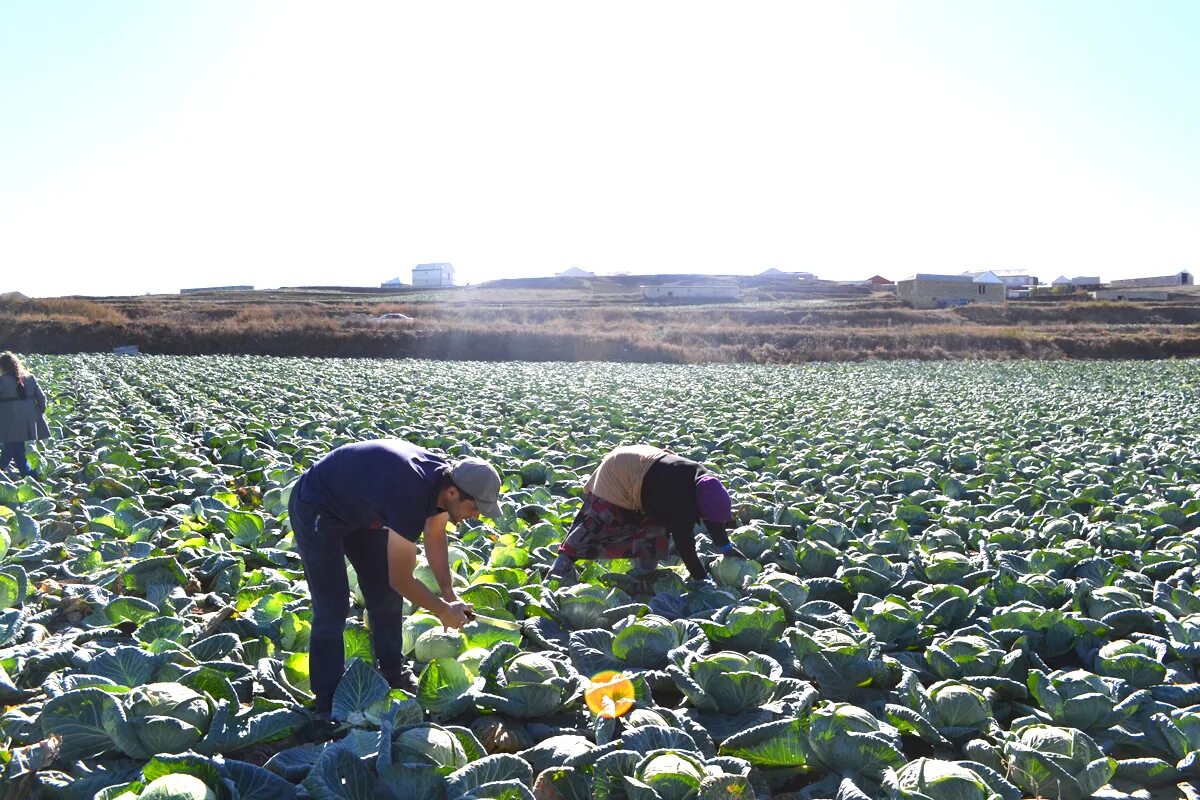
[449,457,502,517]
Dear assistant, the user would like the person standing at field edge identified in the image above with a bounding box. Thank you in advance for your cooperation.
[0,352,50,478]
[288,439,501,717]
[549,444,746,583]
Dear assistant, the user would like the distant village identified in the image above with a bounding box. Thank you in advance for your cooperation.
[183,262,1196,310]
[378,263,1197,309]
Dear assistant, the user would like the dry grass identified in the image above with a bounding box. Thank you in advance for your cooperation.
[0,295,129,326]
[4,287,1200,362]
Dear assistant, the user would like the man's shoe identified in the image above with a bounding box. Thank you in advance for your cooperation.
[380,664,419,694]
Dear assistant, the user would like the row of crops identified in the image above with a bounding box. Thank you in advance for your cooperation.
[1,355,1199,799]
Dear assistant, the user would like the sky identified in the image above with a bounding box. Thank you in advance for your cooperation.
[1,1,1197,297]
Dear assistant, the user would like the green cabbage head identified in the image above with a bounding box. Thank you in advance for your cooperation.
[807,702,905,777]
[555,584,629,630]
[753,572,809,612]
[506,653,565,684]
[122,683,213,756]
[671,650,781,715]
[630,750,706,800]
[927,681,991,733]
[710,555,761,589]
[393,723,470,771]
[415,627,466,662]
[139,773,217,800]
[888,758,1000,800]
[1003,724,1115,800]
[612,615,682,668]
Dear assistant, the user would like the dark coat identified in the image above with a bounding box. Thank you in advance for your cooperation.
[0,374,50,442]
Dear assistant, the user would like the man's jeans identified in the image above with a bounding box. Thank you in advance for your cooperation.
[0,442,29,475]
[289,487,407,714]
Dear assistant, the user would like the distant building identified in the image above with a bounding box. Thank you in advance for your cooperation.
[380,277,406,288]
[412,263,455,288]
[965,269,1038,288]
[862,275,895,286]
[556,267,595,278]
[1093,289,1171,301]
[1108,271,1192,289]
[1050,275,1102,292]
[641,283,741,302]
[180,285,253,295]
[896,272,1006,309]
[759,268,817,280]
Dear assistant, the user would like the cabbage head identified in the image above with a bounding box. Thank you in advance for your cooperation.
[1095,639,1167,687]
[506,653,564,685]
[789,627,903,697]
[927,634,1008,680]
[458,647,491,675]
[710,555,761,589]
[753,572,809,613]
[1084,586,1143,619]
[630,750,706,800]
[887,758,1002,800]
[1003,725,1115,800]
[554,584,630,630]
[927,681,991,734]
[612,615,682,668]
[793,538,841,577]
[122,683,213,756]
[475,644,582,719]
[807,702,904,777]
[415,627,466,662]
[139,773,217,800]
[924,551,974,584]
[393,723,471,771]
[1028,669,1141,732]
[698,601,787,653]
[670,650,781,715]
[810,702,889,741]
[403,613,442,655]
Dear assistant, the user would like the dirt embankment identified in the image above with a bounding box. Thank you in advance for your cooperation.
[7,316,1200,363]
[5,291,1200,363]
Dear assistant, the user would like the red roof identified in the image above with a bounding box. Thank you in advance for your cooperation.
[866,275,894,284]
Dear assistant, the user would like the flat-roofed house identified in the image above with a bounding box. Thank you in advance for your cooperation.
[641,282,741,302]
[896,271,1006,309]
[412,263,455,288]
[1108,271,1193,289]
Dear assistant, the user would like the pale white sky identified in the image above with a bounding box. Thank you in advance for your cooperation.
[1,1,1196,296]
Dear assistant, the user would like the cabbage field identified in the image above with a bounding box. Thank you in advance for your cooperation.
[2,354,1200,800]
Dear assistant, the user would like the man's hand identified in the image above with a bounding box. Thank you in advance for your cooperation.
[436,600,474,629]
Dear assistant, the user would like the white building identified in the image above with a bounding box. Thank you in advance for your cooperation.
[896,272,1006,309]
[759,268,817,280]
[964,269,1038,288]
[180,285,253,294]
[412,263,455,288]
[1108,271,1192,289]
[641,283,741,301]
[1093,289,1171,301]
[556,267,595,278]
[1050,275,1103,291]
